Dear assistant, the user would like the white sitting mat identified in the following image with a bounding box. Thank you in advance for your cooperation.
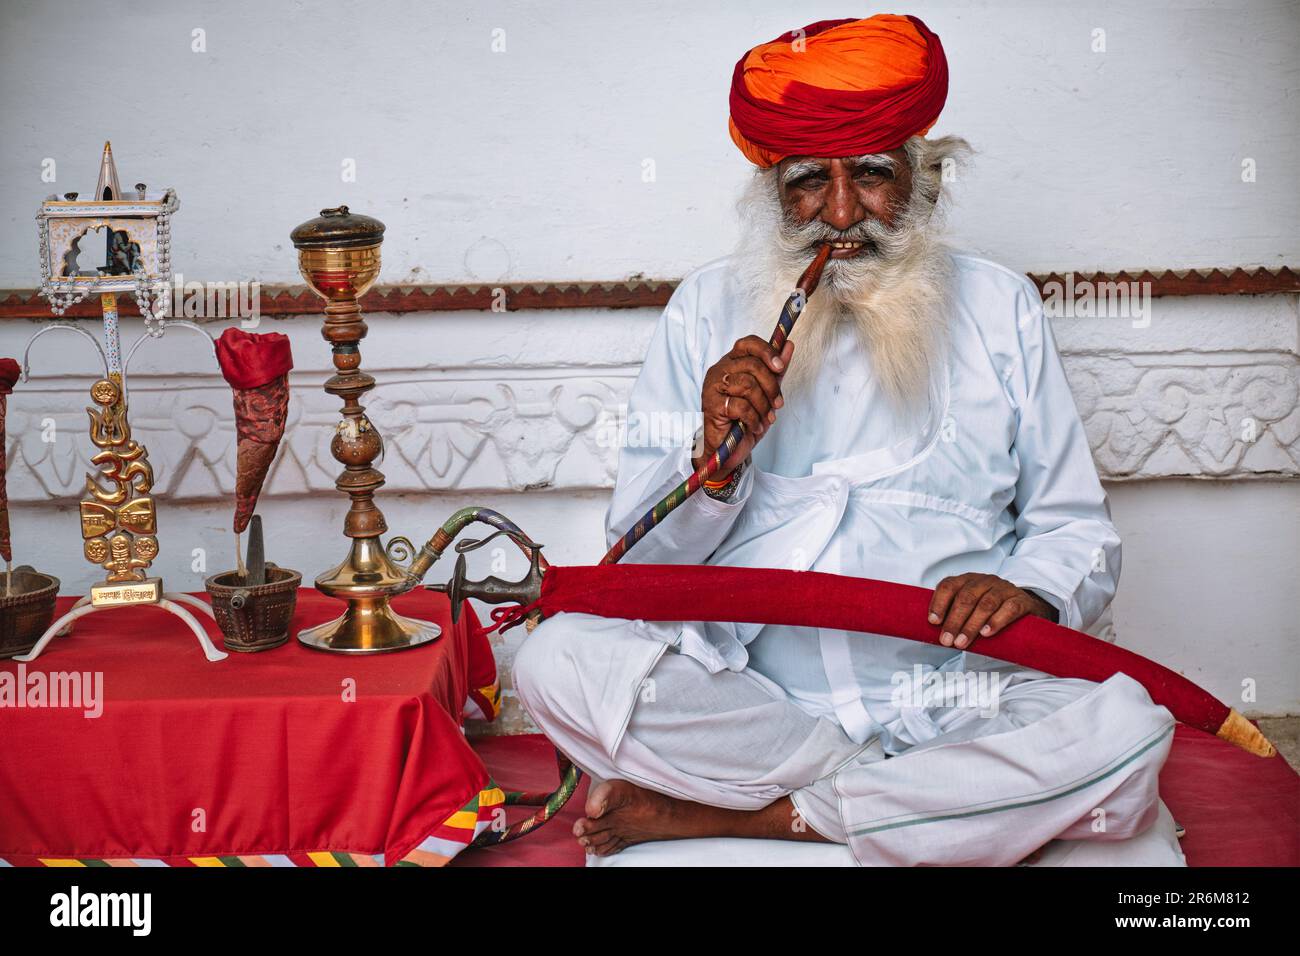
[587,799,1186,867]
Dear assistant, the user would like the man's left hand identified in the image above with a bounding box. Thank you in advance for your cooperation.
[927,573,1057,650]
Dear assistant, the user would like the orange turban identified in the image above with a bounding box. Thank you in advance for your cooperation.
[728,14,948,167]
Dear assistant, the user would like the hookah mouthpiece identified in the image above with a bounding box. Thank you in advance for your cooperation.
[797,243,834,297]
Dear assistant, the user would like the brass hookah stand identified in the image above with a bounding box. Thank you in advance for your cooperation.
[290,207,440,653]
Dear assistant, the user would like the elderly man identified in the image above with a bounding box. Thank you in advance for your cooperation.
[513,14,1182,866]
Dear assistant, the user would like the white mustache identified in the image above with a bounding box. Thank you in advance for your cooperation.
[784,218,897,255]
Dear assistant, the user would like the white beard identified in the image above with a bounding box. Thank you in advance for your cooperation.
[731,170,953,417]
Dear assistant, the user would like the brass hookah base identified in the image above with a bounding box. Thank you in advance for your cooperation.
[289,205,440,654]
[297,536,440,653]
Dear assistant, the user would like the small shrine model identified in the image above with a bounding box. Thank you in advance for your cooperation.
[18,143,226,662]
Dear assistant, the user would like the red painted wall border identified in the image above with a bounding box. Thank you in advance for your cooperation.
[1,266,1294,319]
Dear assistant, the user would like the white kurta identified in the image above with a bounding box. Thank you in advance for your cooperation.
[607,252,1121,751]
[513,251,1179,866]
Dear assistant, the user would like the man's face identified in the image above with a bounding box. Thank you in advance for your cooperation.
[776,149,914,259]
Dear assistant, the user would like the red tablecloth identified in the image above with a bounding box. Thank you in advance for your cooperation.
[0,588,504,867]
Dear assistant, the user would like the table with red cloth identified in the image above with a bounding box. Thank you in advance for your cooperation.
[0,588,505,867]
[5,586,1296,869]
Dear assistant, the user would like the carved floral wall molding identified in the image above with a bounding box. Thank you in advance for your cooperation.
[5,373,626,502]
[4,349,1296,504]
[1069,358,1299,478]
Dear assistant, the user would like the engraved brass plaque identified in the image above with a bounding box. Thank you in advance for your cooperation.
[90,576,161,607]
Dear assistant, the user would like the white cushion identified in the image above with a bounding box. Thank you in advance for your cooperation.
[586,836,857,867]
[587,800,1185,867]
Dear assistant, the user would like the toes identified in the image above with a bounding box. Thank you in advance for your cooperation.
[593,836,627,857]
[585,779,636,820]
[574,815,614,839]
[580,829,619,854]
[584,782,613,819]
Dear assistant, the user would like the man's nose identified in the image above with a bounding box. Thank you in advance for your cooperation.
[820,176,865,232]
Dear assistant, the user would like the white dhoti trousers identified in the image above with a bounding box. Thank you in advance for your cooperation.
[513,611,1185,867]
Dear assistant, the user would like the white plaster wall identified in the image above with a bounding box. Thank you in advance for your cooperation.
[1,0,1297,283]
[1106,480,1299,718]
[0,1,1296,718]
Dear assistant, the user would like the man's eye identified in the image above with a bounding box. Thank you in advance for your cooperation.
[797,176,828,190]
[856,166,892,180]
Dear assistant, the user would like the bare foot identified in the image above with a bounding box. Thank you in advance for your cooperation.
[573,780,691,857]
[573,780,827,856]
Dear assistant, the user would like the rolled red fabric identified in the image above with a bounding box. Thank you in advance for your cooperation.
[215,327,293,391]
[0,359,20,396]
[531,564,1275,757]
[729,14,949,167]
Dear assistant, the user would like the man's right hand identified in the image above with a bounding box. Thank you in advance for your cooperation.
[693,335,794,476]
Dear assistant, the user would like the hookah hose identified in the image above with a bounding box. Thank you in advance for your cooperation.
[468,244,834,848]
[404,505,549,580]
[401,506,572,846]
[599,242,833,565]
[413,516,578,847]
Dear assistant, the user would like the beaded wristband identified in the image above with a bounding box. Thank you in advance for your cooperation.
[703,459,747,501]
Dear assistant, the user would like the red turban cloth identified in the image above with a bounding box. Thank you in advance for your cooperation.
[729,14,949,168]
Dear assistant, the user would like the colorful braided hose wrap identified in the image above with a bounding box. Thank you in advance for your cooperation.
[599,244,831,566]
[406,506,562,849]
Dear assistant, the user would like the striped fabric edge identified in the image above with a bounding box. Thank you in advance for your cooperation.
[1,782,508,869]
[395,781,507,866]
[846,724,1176,838]
[464,679,503,722]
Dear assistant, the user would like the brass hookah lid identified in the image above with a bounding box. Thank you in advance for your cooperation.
[290,205,385,250]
